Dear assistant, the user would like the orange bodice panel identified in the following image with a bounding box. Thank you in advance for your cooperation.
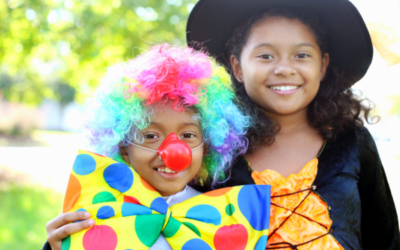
[252,158,344,250]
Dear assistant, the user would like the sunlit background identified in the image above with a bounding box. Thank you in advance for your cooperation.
[0,0,399,249]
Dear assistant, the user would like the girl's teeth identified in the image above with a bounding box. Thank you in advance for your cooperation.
[270,86,299,91]
[157,167,177,173]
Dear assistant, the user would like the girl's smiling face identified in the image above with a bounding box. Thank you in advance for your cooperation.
[121,104,204,196]
[231,17,329,118]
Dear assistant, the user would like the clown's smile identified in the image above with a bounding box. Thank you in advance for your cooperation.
[155,166,178,173]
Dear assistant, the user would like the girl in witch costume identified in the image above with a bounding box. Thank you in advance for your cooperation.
[43,44,272,250]
[187,0,400,249]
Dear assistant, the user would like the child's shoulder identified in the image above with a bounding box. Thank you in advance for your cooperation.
[321,126,378,173]
[354,126,375,145]
[353,126,379,160]
[330,126,374,150]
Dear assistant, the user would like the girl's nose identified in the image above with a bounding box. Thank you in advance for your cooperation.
[273,59,296,77]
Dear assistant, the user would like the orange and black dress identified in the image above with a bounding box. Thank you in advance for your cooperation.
[252,158,343,250]
[197,127,400,250]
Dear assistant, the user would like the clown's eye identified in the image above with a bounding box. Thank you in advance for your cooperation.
[182,133,195,138]
[145,134,157,139]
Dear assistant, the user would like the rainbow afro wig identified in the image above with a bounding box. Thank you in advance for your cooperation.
[83,44,250,185]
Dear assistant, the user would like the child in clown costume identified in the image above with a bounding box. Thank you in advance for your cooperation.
[44,44,271,250]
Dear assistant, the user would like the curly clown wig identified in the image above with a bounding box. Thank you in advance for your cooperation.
[83,44,250,185]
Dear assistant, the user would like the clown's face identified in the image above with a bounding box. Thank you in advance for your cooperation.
[121,104,204,196]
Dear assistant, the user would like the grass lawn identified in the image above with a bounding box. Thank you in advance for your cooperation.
[0,183,63,250]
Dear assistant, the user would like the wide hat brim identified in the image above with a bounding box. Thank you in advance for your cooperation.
[187,0,373,82]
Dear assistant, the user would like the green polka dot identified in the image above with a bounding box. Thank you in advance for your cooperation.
[135,214,163,247]
[61,235,71,250]
[183,222,201,237]
[225,204,235,216]
[92,191,116,204]
[163,217,181,238]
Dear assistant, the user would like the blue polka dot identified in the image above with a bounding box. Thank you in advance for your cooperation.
[254,235,268,250]
[73,154,96,175]
[186,205,221,225]
[121,203,152,217]
[96,206,115,219]
[73,208,88,223]
[150,197,168,214]
[182,239,212,250]
[104,163,134,193]
[238,185,271,230]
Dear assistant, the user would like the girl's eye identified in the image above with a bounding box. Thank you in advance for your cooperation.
[145,134,157,139]
[182,133,195,138]
[297,53,310,59]
[259,54,273,59]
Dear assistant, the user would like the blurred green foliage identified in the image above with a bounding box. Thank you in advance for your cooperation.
[0,184,63,250]
[0,0,197,105]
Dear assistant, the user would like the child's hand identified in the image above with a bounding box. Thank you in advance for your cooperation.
[46,212,94,250]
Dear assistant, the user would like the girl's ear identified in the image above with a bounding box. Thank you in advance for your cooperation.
[230,55,244,83]
[119,145,131,165]
[320,52,330,80]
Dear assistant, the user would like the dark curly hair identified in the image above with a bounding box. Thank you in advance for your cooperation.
[223,7,375,152]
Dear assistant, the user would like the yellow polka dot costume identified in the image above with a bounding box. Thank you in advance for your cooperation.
[62,150,271,250]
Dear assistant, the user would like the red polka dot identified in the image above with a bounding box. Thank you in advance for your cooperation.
[83,225,117,250]
[63,174,81,213]
[203,187,232,197]
[124,195,141,205]
[140,177,157,191]
[214,224,248,250]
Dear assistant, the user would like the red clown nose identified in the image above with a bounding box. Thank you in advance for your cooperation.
[157,133,192,172]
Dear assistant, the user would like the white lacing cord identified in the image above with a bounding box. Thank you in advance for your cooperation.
[126,142,158,153]
[190,141,204,151]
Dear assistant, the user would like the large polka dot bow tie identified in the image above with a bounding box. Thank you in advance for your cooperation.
[62,150,271,250]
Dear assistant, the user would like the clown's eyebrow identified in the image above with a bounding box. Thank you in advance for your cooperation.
[149,121,200,129]
[149,121,161,125]
[183,122,201,129]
